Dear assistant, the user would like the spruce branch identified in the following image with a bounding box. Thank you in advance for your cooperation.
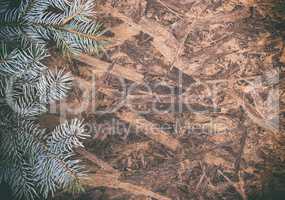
[0,0,107,56]
[0,0,103,199]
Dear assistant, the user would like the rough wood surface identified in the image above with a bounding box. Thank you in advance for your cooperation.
[52,0,285,199]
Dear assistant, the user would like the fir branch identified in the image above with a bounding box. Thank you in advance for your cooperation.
[0,0,104,199]
[0,7,21,24]
[8,163,38,200]
[37,68,73,103]
[14,122,87,199]
[0,43,48,77]
[64,21,108,41]
[0,0,10,13]
[62,0,95,25]
[48,119,89,154]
